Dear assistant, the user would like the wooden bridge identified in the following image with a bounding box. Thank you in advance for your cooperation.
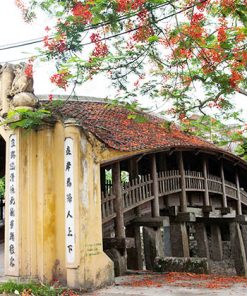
[100,150,247,277]
[102,169,247,224]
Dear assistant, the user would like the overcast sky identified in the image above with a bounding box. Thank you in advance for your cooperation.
[0,1,246,117]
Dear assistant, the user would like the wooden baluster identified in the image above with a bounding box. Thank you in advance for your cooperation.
[178,151,187,212]
[139,176,142,201]
[236,170,242,215]
[203,158,210,206]
[162,171,165,194]
[134,177,138,205]
[220,160,227,208]
[130,182,133,207]
[112,162,125,238]
[130,179,134,204]
[143,175,147,199]
[151,154,160,217]
[142,175,145,199]
[110,198,114,215]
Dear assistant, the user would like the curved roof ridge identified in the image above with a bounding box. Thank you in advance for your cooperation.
[36,99,247,168]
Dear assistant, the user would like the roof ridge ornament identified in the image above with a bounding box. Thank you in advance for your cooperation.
[0,63,38,117]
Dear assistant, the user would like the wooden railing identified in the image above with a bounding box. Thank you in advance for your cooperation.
[158,170,181,196]
[122,174,153,212]
[101,170,247,223]
[101,188,116,223]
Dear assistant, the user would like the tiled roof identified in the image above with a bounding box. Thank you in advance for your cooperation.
[57,101,217,152]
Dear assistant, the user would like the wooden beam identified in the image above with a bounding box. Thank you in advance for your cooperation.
[103,237,135,250]
[178,151,187,212]
[176,212,196,222]
[203,158,210,206]
[151,154,160,217]
[112,162,125,238]
[128,157,138,180]
[236,170,242,215]
[220,160,227,208]
[131,216,170,227]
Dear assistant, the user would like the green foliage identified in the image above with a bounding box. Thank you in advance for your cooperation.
[105,169,129,183]
[180,114,246,150]
[0,281,66,296]
[235,140,247,161]
[3,108,52,130]
[0,177,5,199]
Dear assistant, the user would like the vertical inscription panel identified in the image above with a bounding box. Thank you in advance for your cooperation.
[8,134,18,273]
[64,138,75,265]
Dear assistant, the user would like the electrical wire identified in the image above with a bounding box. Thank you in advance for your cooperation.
[0,1,201,63]
[0,2,169,51]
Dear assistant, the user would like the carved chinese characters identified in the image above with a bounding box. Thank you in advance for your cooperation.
[8,135,17,270]
[64,138,75,264]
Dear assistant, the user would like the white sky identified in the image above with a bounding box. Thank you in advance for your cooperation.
[0,0,115,98]
[0,0,246,118]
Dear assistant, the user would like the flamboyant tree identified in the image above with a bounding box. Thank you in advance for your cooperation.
[16,0,246,123]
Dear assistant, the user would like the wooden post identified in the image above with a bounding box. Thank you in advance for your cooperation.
[203,158,210,206]
[151,154,160,217]
[112,162,125,238]
[236,170,242,215]
[220,160,227,208]
[100,167,106,193]
[178,151,187,212]
[128,158,138,180]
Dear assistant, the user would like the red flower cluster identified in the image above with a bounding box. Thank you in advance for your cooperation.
[203,48,225,63]
[229,70,243,88]
[72,2,92,24]
[232,50,247,69]
[208,97,225,109]
[132,8,153,42]
[220,0,235,9]
[176,48,193,59]
[92,43,109,57]
[191,13,204,24]
[185,23,204,39]
[50,72,69,89]
[43,35,67,53]
[133,25,154,42]
[116,0,146,12]
[24,62,33,78]
[90,33,101,43]
[217,26,227,43]
[90,32,109,57]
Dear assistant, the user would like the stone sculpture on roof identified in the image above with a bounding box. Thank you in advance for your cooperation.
[0,63,38,116]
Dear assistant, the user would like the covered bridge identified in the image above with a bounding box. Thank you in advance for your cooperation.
[0,91,246,289]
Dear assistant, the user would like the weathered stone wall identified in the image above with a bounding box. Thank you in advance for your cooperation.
[154,257,209,274]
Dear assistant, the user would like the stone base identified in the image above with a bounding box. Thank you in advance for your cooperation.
[170,222,189,257]
[105,248,127,277]
[230,222,247,276]
[143,227,164,270]
[154,257,209,274]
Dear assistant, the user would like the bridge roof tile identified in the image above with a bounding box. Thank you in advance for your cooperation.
[57,101,217,152]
